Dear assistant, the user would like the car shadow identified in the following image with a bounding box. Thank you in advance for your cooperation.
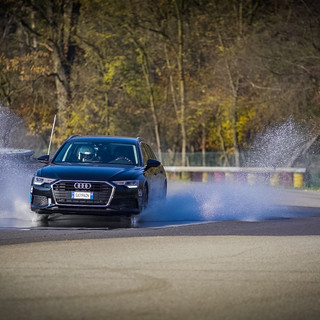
[32,214,134,229]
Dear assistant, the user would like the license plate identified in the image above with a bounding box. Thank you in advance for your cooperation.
[71,191,94,200]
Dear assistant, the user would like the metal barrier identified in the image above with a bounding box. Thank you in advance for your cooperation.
[0,148,35,183]
[0,148,34,160]
[164,166,306,188]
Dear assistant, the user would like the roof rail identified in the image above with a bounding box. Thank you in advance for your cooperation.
[67,135,80,140]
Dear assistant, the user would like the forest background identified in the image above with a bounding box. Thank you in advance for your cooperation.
[1,0,320,167]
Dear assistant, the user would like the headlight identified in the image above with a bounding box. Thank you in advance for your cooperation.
[112,180,140,189]
[33,176,56,185]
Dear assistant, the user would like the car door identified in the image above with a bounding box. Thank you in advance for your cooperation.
[144,143,165,198]
[140,143,157,196]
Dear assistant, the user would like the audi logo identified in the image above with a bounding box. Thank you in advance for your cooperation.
[74,182,92,190]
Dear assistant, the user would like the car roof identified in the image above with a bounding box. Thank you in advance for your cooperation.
[67,136,141,144]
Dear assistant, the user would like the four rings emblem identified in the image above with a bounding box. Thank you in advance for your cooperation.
[74,182,92,190]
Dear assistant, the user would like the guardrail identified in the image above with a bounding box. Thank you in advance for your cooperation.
[0,148,34,159]
[164,166,306,188]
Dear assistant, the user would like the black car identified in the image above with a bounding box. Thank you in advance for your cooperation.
[30,136,167,222]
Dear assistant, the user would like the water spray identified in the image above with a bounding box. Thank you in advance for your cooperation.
[0,117,315,226]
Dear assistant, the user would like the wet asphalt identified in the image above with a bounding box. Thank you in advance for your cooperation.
[1,187,320,245]
[1,187,320,320]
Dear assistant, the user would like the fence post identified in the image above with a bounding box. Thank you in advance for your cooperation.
[270,173,279,186]
[293,173,303,188]
[214,172,225,183]
[247,173,255,185]
[280,172,292,187]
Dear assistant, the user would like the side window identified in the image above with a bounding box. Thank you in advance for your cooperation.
[141,143,149,165]
[146,144,157,160]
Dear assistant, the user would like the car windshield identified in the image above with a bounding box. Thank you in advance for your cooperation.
[53,141,139,166]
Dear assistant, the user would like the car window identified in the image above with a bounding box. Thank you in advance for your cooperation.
[53,141,139,165]
[146,144,157,160]
[140,143,149,166]
[140,143,158,165]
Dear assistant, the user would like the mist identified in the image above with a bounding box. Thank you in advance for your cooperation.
[0,115,312,226]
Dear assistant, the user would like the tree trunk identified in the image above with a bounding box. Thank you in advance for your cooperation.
[164,44,179,119]
[230,93,240,166]
[217,124,230,166]
[47,0,81,138]
[52,48,68,132]
[287,135,320,167]
[201,123,206,166]
[140,48,162,162]
[217,29,240,166]
[174,0,187,166]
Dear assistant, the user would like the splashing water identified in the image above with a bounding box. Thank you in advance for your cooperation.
[139,119,313,224]
[0,156,36,220]
[0,106,38,220]
[138,182,295,224]
[246,119,311,168]
[0,116,313,226]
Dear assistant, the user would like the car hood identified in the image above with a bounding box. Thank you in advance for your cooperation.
[37,164,142,181]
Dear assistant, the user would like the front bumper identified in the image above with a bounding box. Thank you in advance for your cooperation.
[30,180,142,216]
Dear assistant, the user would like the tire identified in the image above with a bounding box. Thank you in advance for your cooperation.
[161,180,167,200]
[119,215,137,228]
[32,213,49,222]
[142,185,149,211]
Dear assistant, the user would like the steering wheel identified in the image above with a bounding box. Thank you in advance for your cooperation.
[113,156,133,164]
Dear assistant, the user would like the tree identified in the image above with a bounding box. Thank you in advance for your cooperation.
[1,0,320,165]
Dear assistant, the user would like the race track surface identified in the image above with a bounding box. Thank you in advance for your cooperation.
[1,185,320,320]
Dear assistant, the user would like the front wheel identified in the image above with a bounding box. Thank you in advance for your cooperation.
[32,213,49,222]
[161,180,167,200]
[119,215,137,228]
[142,185,149,211]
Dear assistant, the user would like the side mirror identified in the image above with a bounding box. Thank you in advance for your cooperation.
[37,154,49,164]
[145,158,161,171]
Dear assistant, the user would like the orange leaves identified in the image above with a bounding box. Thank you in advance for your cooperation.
[1,51,50,81]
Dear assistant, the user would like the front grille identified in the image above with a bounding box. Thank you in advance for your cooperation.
[110,192,138,209]
[52,181,114,206]
[110,198,138,208]
[33,195,48,206]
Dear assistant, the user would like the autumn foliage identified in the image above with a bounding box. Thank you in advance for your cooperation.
[1,0,320,165]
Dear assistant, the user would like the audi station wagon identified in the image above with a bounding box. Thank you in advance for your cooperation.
[30,136,167,223]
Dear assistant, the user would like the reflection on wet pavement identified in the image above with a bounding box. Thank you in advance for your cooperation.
[0,215,134,229]
[0,215,194,229]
